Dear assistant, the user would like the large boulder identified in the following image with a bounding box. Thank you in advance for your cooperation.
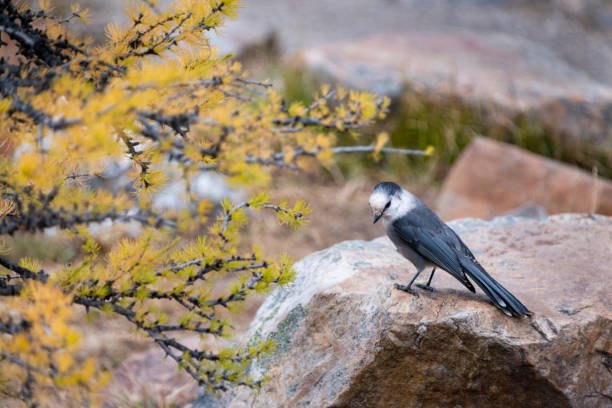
[436,137,612,220]
[227,214,611,408]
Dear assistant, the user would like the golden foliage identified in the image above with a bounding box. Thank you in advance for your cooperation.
[0,0,394,405]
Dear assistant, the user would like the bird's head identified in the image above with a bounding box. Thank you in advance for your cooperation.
[369,181,402,224]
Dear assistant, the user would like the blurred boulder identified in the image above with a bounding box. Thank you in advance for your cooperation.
[227,214,612,407]
[301,29,612,146]
[436,137,612,220]
[214,0,612,148]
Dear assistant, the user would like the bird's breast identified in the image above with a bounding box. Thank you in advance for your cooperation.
[384,221,430,271]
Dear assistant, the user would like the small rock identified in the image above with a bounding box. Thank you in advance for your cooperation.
[501,203,548,220]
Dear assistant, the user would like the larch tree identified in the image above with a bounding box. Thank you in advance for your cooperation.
[0,0,427,406]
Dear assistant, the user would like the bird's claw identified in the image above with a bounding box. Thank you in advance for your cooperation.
[394,283,419,297]
[416,283,434,292]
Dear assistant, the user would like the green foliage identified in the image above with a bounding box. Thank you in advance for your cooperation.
[281,65,320,107]
[385,93,612,179]
[5,233,77,264]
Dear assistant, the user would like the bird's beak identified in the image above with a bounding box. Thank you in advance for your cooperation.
[373,213,382,224]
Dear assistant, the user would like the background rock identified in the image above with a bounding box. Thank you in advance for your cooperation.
[436,137,612,220]
[227,214,612,408]
[215,0,612,146]
[300,30,612,144]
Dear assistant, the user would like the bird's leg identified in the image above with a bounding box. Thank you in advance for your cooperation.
[416,268,436,292]
[394,269,423,296]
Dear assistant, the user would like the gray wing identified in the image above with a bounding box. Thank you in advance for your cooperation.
[392,209,476,292]
[393,205,531,317]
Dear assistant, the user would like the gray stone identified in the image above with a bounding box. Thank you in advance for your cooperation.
[227,213,612,407]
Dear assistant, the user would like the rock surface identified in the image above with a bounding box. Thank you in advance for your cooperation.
[226,214,612,408]
[436,137,612,220]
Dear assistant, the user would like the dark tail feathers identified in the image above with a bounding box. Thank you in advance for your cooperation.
[459,258,531,317]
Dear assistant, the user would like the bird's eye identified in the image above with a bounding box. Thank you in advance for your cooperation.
[384,201,391,210]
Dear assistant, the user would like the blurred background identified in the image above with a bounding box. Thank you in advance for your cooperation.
[4,0,612,405]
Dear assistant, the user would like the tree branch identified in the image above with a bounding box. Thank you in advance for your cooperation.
[0,255,47,282]
[332,146,429,156]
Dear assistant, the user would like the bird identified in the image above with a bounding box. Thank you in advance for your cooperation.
[369,181,531,317]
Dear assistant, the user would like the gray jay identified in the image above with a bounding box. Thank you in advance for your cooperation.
[369,181,531,317]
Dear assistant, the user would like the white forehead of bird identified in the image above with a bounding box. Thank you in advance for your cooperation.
[369,191,390,213]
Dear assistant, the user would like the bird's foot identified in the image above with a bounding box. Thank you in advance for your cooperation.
[416,283,434,292]
[394,283,419,296]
